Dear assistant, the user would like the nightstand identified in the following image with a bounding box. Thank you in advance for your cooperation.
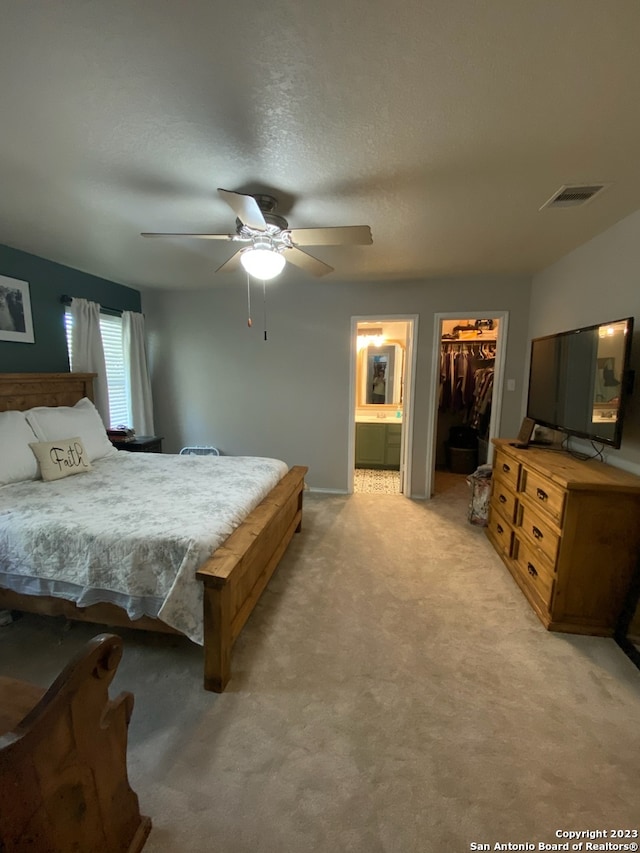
[112,436,163,453]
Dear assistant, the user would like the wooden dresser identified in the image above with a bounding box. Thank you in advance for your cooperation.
[486,439,640,636]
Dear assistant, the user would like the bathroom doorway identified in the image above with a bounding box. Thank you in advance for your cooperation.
[425,312,508,498]
[348,315,418,495]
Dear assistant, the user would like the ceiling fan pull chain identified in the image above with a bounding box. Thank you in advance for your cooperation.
[263,279,268,341]
[246,271,252,327]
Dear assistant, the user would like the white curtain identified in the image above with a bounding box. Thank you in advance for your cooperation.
[70,297,111,426]
[122,310,155,435]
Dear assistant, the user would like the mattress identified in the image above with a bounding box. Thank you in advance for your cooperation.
[0,452,288,643]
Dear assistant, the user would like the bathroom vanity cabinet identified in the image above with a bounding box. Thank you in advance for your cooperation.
[355,422,401,469]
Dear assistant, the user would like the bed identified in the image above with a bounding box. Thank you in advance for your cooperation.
[0,372,307,692]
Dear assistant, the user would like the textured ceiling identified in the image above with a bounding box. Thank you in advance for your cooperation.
[1,0,640,290]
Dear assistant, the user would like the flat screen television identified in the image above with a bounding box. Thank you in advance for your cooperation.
[526,317,635,449]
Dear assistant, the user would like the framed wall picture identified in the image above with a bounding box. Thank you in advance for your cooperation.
[0,275,35,343]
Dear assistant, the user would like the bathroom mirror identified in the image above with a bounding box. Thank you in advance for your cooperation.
[357,342,405,406]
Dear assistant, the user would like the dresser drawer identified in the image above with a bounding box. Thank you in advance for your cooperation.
[491,476,518,524]
[494,450,521,492]
[487,511,513,557]
[513,537,555,607]
[519,467,566,526]
[516,502,561,566]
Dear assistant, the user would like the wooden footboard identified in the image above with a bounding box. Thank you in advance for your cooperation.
[197,465,308,691]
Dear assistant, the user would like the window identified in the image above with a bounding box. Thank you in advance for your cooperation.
[64,310,129,428]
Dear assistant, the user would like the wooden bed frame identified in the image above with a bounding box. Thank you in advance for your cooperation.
[0,372,308,692]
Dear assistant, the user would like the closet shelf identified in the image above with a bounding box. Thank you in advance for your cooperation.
[441,336,497,343]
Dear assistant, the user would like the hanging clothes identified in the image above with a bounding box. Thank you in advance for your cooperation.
[469,365,494,437]
[439,341,495,422]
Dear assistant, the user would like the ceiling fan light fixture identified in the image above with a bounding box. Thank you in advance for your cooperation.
[240,244,286,280]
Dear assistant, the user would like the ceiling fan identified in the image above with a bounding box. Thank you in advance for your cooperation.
[141,188,373,279]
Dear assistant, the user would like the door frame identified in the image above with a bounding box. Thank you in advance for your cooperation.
[348,314,419,496]
[425,311,509,498]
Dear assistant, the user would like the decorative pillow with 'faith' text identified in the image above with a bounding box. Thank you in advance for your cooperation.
[29,437,93,482]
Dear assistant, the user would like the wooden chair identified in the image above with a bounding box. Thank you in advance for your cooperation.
[0,633,151,852]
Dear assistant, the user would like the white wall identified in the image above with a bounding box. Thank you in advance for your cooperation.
[142,271,531,495]
[530,208,640,474]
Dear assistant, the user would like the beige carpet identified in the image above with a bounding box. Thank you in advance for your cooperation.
[1,475,639,852]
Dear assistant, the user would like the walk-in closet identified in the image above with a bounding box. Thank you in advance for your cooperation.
[436,318,498,474]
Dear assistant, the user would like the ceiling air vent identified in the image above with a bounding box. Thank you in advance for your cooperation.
[539,183,610,210]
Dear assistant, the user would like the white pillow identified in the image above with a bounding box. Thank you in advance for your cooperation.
[29,437,93,482]
[0,410,40,485]
[25,397,118,462]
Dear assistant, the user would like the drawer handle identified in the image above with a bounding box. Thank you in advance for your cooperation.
[527,562,538,578]
[498,494,507,504]
[536,488,548,502]
[502,463,511,473]
[532,525,543,540]
[496,523,504,535]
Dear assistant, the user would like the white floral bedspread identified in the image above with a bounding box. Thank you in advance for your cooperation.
[0,453,288,644]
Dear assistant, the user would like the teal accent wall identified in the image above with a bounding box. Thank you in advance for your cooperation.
[0,243,141,373]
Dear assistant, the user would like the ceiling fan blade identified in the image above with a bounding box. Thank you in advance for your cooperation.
[141,232,240,240]
[218,188,267,231]
[287,225,373,246]
[214,249,244,274]
[283,246,334,277]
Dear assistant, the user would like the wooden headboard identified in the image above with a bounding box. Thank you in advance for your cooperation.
[0,373,96,412]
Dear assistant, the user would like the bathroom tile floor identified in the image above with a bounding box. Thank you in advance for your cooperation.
[353,469,401,494]
[353,469,471,496]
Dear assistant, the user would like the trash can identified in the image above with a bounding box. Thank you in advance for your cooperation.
[448,446,478,474]
[446,425,478,474]
[449,425,478,449]
[466,464,493,526]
